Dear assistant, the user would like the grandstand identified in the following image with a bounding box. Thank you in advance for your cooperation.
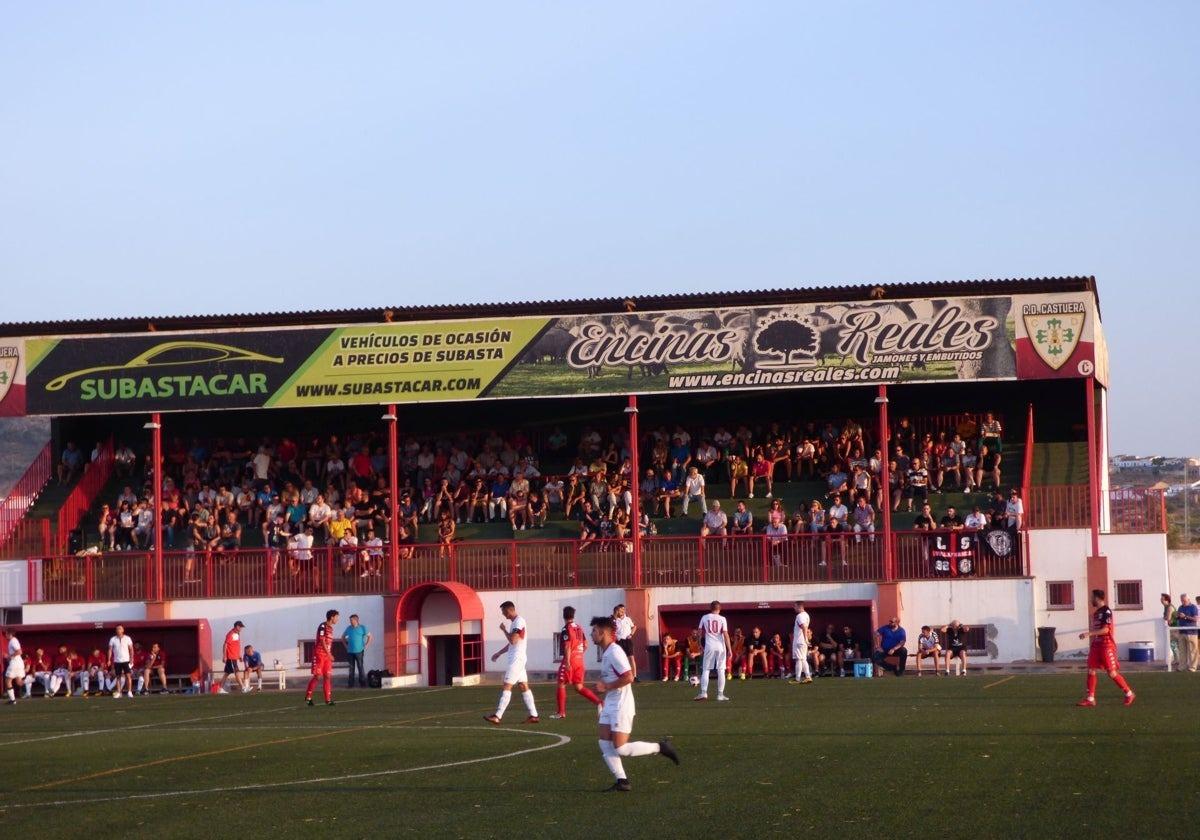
[0,277,1171,683]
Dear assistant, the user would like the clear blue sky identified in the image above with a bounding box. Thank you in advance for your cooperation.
[1,4,1195,453]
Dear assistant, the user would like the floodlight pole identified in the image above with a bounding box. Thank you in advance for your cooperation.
[626,396,642,588]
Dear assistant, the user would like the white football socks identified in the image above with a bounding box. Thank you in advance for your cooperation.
[522,689,538,717]
[716,669,726,696]
[599,740,626,780]
[615,741,660,758]
[495,689,512,719]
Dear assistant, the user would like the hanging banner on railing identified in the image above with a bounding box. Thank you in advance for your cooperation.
[17,291,1103,416]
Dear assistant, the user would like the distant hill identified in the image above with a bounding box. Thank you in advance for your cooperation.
[0,417,50,496]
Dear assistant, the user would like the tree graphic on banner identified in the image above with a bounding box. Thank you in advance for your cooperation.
[754,314,820,366]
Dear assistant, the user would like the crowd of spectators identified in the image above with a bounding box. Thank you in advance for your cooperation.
[68,408,1017,559]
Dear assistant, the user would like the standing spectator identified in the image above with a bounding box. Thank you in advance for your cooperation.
[342,614,372,688]
[872,617,908,677]
[614,604,638,682]
[700,501,727,538]
[980,412,1003,455]
[220,621,249,694]
[682,467,707,517]
[1162,594,1180,670]
[1176,594,1199,672]
[107,625,135,698]
[905,457,929,513]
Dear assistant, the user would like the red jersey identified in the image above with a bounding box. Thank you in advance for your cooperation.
[88,652,106,669]
[33,654,51,672]
[53,652,72,670]
[1091,606,1116,647]
[65,653,85,671]
[132,651,148,669]
[314,621,334,660]
[561,621,587,663]
[224,629,242,660]
[148,650,166,669]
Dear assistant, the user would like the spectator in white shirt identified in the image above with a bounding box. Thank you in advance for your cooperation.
[252,447,272,483]
[1005,489,1024,529]
[309,495,332,541]
[964,506,989,530]
[682,467,707,516]
[701,501,728,537]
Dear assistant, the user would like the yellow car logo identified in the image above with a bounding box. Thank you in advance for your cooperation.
[45,341,284,391]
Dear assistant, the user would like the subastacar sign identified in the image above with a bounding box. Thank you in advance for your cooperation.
[12,291,1103,416]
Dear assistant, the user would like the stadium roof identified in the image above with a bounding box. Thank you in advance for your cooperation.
[0,275,1098,337]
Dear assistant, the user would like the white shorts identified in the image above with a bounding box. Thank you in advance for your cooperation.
[502,663,528,686]
[5,659,26,680]
[702,648,725,672]
[792,643,808,660]
[598,698,636,734]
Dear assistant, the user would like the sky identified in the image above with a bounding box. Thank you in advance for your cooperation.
[0,3,1196,453]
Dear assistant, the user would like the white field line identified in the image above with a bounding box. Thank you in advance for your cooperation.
[3,726,571,809]
[5,686,455,746]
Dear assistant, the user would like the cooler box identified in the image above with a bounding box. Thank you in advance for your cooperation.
[852,661,873,679]
[1128,641,1153,663]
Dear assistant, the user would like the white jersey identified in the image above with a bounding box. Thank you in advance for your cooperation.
[793,611,811,648]
[615,615,634,641]
[6,636,19,659]
[109,635,134,664]
[599,641,634,715]
[699,612,728,652]
[506,616,528,666]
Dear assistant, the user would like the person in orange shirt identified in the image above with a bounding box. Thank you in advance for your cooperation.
[220,621,249,694]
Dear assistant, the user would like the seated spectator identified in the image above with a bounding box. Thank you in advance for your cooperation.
[695,439,719,480]
[789,504,808,535]
[243,644,265,691]
[825,462,849,501]
[851,497,876,544]
[308,494,332,542]
[487,476,509,522]
[840,625,860,666]
[872,617,908,677]
[686,629,703,680]
[914,626,943,676]
[58,441,84,484]
[98,504,117,551]
[913,504,936,531]
[749,451,773,499]
[50,644,73,698]
[577,501,601,549]
[142,642,168,694]
[655,470,681,518]
[964,505,988,530]
[745,628,769,678]
[65,648,86,696]
[817,625,842,676]
[976,444,1001,491]
[828,494,849,530]
[216,511,242,556]
[661,634,682,682]
[728,628,746,679]
[731,501,753,535]
[543,476,564,512]
[942,621,970,676]
[700,501,727,538]
[939,507,964,530]
[769,633,788,678]
[807,500,826,533]
[363,528,384,577]
[980,412,1003,455]
[395,521,416,561]
[1005,488,1024,530]
[905,457,930,513]
[728,454,749,498]
[988,491,1008,529]
[115,442,137,478]
[527,491,548,529]
[87,648,111,696]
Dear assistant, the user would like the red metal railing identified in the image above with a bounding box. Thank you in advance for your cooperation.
[24,529,1029,604]
[1025,485,1167,533]
[55,439,114,554]
[0,442,52,559]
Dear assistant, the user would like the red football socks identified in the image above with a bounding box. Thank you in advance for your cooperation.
[556,684,567,716]
[1112,673,1132,694]
[1085,673,1097,696]
[578,686,601,705]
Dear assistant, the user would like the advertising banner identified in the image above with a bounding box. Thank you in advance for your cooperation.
[18,291,1103,416]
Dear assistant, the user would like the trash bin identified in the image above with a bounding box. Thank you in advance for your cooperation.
[647,645,661,680]
[1037,627,1058,663]
[1128,641,1154,663]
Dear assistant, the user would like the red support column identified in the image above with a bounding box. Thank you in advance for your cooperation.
[626,396,642,588]
[1084,377,1108,596]
[385,405,400,594]
[877,386,893,580]
[1022,403,1035,501]
[151,413,163,601]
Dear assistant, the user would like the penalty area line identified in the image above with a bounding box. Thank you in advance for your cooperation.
[3,725,571,809]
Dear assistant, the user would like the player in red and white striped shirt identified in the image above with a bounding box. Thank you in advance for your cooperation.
[306,609,340,706]
[550,606,601,720]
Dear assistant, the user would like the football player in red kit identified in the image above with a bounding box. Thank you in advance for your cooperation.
[306,609,340,706]
[549,606,601,720]
[1077,589,1135,707]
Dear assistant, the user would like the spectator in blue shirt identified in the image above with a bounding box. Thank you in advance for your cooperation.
[342,614,373,688]
[656,470,681,518]
[242,645,265,691]
[1176,594,1199,672]
[872,617,908,676]
[58,441,84,484]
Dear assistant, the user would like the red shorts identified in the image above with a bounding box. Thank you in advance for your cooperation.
[1087,643,1119,672]
[311,656,333,677]
[557,658,584,685]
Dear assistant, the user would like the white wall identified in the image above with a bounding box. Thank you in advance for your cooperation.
[24,601,147,624]
[1168,551,1200,599]
[0,559,27,608]
[478,588,626,676]
[903,578,1036,661]
[1028,529,1171,661]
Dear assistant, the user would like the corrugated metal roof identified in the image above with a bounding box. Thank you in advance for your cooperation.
[0,276,1098,337]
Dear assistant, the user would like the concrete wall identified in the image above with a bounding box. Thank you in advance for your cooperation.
[903,578,1036,661]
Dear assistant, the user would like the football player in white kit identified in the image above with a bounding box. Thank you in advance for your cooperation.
[484,601,540,725]
[4,628,24,705]
[591,615,679,792]
[791,601,813,684]
[694,601,732,701]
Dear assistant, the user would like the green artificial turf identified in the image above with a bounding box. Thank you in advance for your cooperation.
[1,673,1194,838]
